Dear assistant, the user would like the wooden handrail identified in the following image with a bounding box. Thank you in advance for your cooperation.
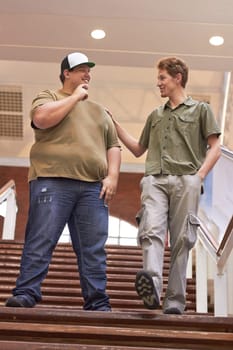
[198,220,219,252]
[198,214,233,261]
[0,180,16,200]
[216,215,233,257]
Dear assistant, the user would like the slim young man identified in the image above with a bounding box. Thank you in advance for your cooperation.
[111,56,221,314]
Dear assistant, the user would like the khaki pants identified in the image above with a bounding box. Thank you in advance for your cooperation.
[137,174,202,312]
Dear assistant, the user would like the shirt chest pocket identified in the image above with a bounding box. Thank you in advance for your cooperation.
[151,118,162,130]
[174,114,199,135]
[151,118,162,139]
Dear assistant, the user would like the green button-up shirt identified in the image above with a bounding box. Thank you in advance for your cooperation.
[139,97,221,176]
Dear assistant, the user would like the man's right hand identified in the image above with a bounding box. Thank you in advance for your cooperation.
[73,83,89,101]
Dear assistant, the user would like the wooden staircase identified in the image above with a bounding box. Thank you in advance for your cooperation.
[0,240,233,349]
[0,241,196,311]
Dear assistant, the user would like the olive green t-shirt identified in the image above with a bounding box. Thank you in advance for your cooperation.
[28,90,120,182]
[139,97,221,176]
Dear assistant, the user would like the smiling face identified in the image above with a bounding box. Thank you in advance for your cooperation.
[65,64,91,88]
[157,69,181,98]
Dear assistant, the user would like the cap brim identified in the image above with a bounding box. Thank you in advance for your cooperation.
[73,61,95,68]
[86,62,95,67]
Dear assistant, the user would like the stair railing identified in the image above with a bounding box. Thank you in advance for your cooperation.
[196,215,233,316]
[0,179,17,240]
[216,216,233,271]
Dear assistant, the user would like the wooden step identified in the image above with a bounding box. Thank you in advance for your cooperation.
[0,278,196,294]
[0,261,172,274]
[0,342,179,350]
[0,307,232,349]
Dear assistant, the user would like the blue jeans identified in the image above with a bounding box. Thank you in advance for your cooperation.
[13,177,110,310]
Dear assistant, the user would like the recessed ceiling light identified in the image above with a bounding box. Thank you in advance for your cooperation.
[209,36,224,46]
[91,29,106,40]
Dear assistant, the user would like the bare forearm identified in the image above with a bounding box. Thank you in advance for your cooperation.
[113,120,146,157]
[107,147,121,181]
[32,94,80,129]
[100,147,121,204]
[197,137,221,180]
[32,83,88,129]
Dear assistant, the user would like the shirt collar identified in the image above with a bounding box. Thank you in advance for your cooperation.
[163,96,196,111]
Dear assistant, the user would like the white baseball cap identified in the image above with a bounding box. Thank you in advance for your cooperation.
[61,52,95,73]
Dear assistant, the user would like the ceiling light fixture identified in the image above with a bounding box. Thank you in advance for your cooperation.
[209,35,224,46]
[91,29,106,40]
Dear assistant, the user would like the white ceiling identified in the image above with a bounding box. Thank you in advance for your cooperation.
[0,0,233,71]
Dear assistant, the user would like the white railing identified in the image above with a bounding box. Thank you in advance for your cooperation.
[196,215,233,316]
[0,179,17,240]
